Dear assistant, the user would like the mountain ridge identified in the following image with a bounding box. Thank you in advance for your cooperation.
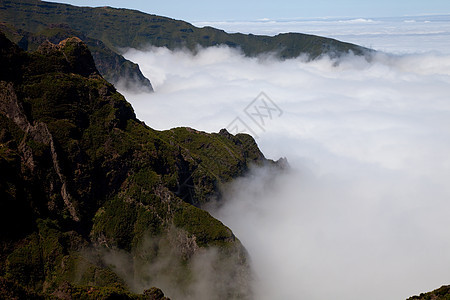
[0,31,281,298]
[0,0,374,104]
[1,0,370,58]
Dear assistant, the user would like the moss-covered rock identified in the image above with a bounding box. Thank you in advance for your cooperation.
[0,32,271,298]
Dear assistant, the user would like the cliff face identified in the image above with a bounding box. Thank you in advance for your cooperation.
[0,32,271,298]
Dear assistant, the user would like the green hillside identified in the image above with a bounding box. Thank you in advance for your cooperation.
[0,0,370,59]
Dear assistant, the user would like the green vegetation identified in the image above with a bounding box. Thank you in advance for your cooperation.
[0,0,371,60]
[0,32,269,298]
[0,21,153,91]
[0,0,372,124]
[408,286,450,300]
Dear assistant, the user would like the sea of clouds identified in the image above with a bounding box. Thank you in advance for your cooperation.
[119,18,450,300]
[194,14,450,54]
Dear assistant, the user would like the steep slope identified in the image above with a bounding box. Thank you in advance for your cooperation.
[408,286,450,300]
[0,32,275,298]
[0,0,371,59]
[0,21,153,92]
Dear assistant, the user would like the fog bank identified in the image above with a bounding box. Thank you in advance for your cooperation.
[120,45,450,299]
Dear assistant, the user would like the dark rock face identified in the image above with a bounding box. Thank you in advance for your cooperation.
[0,32,270,298]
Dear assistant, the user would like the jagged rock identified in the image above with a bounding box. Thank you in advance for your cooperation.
[0,32,271,299]
[0,22,153,92]
[143,287,170,300]
[37,36,99,77]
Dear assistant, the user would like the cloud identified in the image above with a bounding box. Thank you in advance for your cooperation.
[81,226,251,299]
[193,16,450,54]
[120,45,450,300]
[338,18,376,24]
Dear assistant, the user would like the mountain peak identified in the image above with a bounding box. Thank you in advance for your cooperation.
[37,36,99,77]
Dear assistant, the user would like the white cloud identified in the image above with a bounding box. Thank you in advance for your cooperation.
[338,18,376,24]
[120,45,450,300]
[193,15,450,54]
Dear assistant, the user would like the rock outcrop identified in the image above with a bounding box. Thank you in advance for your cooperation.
[0,22,153,92]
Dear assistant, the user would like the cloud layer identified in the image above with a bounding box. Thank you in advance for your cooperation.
[194,15,450,54]
[120,45,450,299]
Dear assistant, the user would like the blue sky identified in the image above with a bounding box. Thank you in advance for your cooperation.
[48,0,450,22]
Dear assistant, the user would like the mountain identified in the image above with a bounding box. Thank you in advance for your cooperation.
[0,0,371,82]
[0,21,153,93]
[0,32,281,298]
[408,285,450,300]
[0,0,373,99]
[0,0,371,59]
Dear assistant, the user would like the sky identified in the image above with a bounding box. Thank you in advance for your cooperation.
[48,0,450,21]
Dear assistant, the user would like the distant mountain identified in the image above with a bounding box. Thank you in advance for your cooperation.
[0,32,281,298]
[0,0,371,61]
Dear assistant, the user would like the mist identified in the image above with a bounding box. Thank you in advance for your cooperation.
[119,41,450,299]
[78,226,251,300]
[194,15,450,54]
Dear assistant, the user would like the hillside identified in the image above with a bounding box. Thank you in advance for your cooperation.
[0,21,153,92]
[0,0,371,60]
[408,285,450,300]
[0,32,280,298]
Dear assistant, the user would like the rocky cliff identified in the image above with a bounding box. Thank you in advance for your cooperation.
[0,32,277,299]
